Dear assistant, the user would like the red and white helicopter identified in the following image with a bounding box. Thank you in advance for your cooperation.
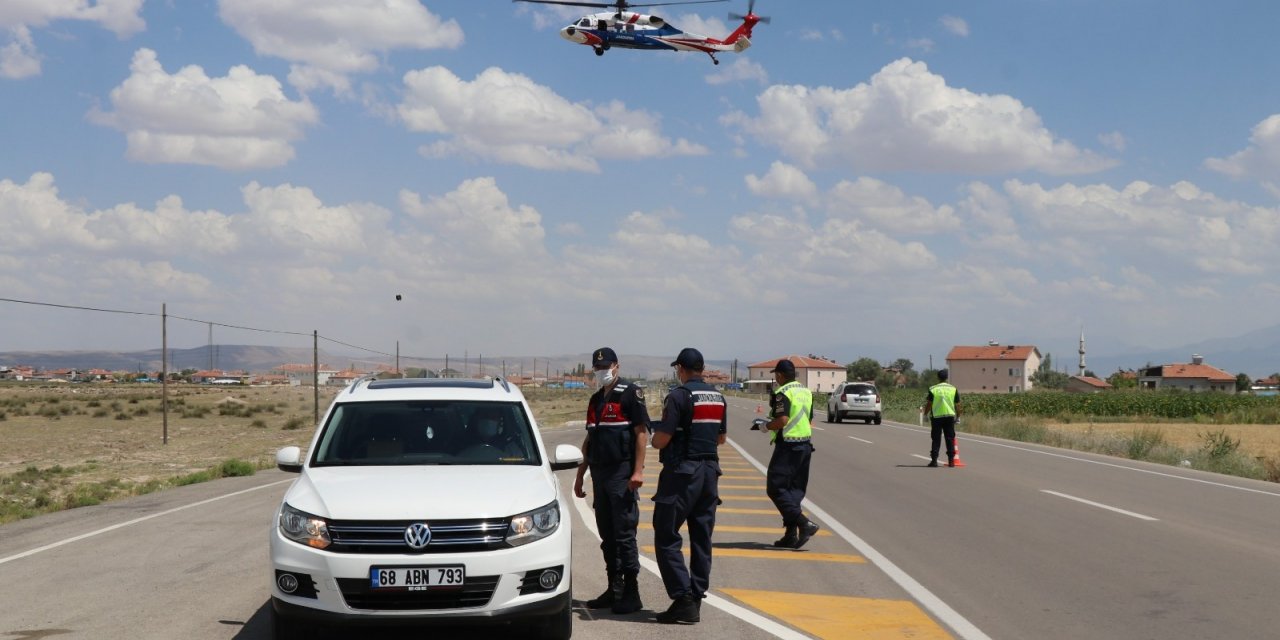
[515,0,770,65]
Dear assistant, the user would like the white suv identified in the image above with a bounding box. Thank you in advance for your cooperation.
[269,377,583,640]
[826,381,882,424]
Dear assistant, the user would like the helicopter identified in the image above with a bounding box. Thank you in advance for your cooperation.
[514,0,770,65]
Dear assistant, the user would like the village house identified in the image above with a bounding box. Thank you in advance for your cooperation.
[747,356,846,394]
[1138,355,1236,393]
[273,363,338,386]
[1065,375,1112,393]
[946,343,1042,393]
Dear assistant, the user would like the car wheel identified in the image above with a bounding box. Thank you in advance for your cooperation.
[864,418,872,424]
[833,409,842,424]
[825,402,834,423]
[535,598,573,640]
[874,414,882,425]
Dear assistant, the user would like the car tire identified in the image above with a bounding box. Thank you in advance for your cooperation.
[864,418,872,424]
[535,598,573,640]
[874,414,882,425]
[825,403,834,423]
[833,409,842,424]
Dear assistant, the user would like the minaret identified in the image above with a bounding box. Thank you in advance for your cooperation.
[1078,326,1086,376]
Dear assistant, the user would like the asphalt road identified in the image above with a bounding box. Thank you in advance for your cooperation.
[2,400,1278,639]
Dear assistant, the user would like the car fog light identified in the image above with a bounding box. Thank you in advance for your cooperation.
[277,573,299,594]
[539,569,561,590]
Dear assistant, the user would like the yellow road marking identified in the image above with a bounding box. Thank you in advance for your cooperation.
[715,495,774,502]
[639,505,796,516]
[721,589,952,639]
[641,546,865,564]
[639,523,830,537]
[718,484,767,490]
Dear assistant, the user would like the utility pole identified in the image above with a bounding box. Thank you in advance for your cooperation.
[162,303,168,445]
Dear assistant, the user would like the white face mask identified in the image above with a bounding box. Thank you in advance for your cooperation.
[595,367,616,387]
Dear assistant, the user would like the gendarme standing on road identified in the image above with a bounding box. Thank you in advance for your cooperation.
[651,347,727,624]
[763,358,820,549]
[574,347,649,614]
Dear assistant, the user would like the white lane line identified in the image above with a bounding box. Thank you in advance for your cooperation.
[1041,490,1159,521]
[0,479,293,566]
[728,439,993,640]
[870,420,1280,499]
[849,436,874,444]
[911,454,931,461]
[570,473,810,640]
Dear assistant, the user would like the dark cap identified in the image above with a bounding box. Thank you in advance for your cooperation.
[770,359,796,375]
[670,347,704,371]
[591,347,618,369]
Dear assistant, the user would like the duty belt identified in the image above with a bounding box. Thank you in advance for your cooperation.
[782,437,811,443]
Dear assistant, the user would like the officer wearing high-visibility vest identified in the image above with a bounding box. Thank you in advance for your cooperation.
[763,359,820,549]
[651,347,727,624]
[574,347,649,614]
[925,368,961,467]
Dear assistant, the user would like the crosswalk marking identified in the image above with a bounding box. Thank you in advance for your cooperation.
[638,523,832,537]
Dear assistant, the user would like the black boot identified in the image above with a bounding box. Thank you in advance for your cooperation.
[794,517,820,549]
[611,572,642,614]
[585,572,619,609]
[655,595,700,624]
[927,459,939,467]
[773,524,798,548]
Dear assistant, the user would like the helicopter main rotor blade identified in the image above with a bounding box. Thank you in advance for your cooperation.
[512,0,727,9]
[512,0,617,9]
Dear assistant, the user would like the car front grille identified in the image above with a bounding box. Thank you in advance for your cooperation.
[327,518,510,554]
[337,575,500,611]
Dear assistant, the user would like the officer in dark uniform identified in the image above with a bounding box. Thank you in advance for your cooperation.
[764,359,820,549]
[573,347,649,614]
[651,347,727,624]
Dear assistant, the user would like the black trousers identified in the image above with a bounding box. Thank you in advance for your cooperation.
[652,459,720,600]
[930,416,957,461]
[766,441,813,528]
[590,462,640,575]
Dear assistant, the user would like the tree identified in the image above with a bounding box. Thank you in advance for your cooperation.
[890,358,915,375]
[918,368,941,388]
[1235,372,1252,392]
[1107,370,1137,389]
[875,369,899,389]
[846,357,881,382]
[1031,353,1070,390]
[1083,369,1097,379]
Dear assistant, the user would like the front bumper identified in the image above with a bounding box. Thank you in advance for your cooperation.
[268,518,571,621]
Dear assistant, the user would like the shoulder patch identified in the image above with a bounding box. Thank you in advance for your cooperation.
[634,387,645,402]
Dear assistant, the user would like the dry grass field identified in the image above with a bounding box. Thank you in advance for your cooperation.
[1045,421,1280,461]
[0,383,609,523]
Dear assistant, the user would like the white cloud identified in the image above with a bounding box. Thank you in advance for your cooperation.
[673,14,729,39]
[905,38,935,53]
[1205,114,1280,194]
[398,66,705,172]
[827,177,961,234]
[241,182,391,257]
[799,29,823,42]
[706,58,768,86]
[89,49,319,170]
[940,16,970,37]
[745,162,817,202]
[1098,131,1127,152]
[1,26,39,79]
[0,0,144,79]
[400,177,548,262]
[724,58,1116,175]
[218,0,463,93]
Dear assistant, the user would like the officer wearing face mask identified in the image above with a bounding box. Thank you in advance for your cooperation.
[574,347,650,615]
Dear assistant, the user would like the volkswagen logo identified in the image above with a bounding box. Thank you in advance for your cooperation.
[404,523,432,550]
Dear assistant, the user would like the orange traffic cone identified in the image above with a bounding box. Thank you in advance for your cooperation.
[949,437,966,467]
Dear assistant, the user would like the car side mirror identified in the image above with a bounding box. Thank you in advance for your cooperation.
[276,446,303,473]
[550,443,584,471]
[750,418,766,431]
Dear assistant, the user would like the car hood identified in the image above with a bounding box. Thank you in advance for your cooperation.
[285,465,559,521]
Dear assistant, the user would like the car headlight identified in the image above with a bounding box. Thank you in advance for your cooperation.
[506,501,560,547]
[279,503,331,550]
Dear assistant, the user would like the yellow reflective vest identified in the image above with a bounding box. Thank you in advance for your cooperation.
[770,381,812,443]
[929,382,958,418]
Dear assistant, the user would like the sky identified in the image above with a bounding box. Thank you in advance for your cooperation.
[2,0,1279,372]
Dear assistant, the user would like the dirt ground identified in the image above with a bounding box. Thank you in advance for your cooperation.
[1045,421,1280,460]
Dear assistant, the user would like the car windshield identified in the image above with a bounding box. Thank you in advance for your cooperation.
[849,384,877,395]
[311,400,539,467]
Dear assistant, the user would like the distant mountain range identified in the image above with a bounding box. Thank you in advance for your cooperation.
[0,345,740,381]
[4,326,1276,379]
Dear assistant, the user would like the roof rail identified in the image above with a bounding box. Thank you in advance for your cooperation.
[348,373,381,394]
[496,377,511,393]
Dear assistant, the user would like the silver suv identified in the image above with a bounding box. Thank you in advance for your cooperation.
[826,381,882,424]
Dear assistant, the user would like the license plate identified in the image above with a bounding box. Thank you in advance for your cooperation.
[854,398,868,404]
[370,565,465,591]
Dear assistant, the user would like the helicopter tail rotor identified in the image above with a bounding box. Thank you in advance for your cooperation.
[728,0,770,24]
